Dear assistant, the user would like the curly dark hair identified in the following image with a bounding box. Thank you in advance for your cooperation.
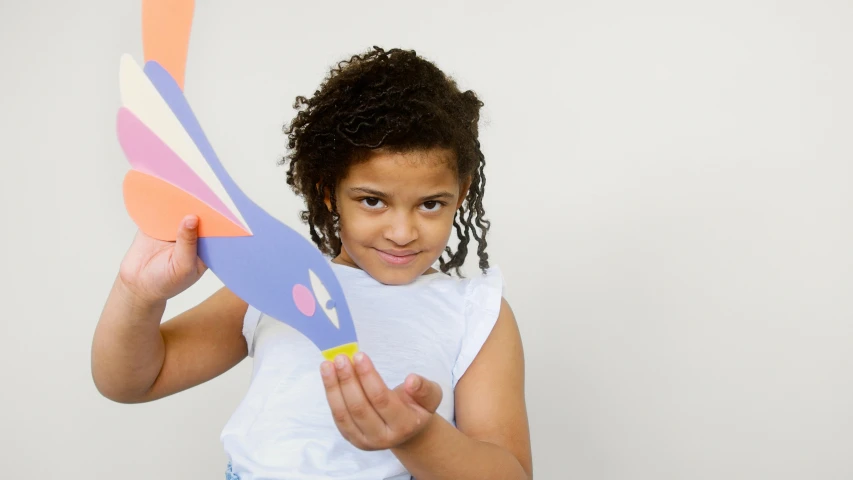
[280,46,490,275]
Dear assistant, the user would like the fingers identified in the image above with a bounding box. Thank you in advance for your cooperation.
[173,215,201,272]
[404,374,443,413]
[353,352,407,426]
[321,361,365,445]
[321,353,441,450]
[333,354,387,440]
[321,355,389,448]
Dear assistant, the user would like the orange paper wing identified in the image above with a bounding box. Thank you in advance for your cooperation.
[123,170,251,241]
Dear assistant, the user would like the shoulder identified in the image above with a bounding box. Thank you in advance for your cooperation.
[461,265,506,309]
[449,265,508,380]
[455,293,523,402]
[465,296,523,372]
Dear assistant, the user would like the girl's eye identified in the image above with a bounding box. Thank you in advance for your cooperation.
[421,200,444,212]
[361,197,385,209]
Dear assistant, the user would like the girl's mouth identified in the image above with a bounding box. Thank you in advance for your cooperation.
[375,248,419,266]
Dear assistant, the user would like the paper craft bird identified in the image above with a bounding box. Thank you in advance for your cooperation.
[116,0,358,361]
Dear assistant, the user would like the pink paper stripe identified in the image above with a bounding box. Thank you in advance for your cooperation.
[117,107,245,229]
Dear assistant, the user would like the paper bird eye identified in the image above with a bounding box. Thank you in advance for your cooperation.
[309,269,340,329]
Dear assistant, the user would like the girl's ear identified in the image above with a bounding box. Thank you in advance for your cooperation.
[317,181,333,212]
[323,187,333,212]
[456,176,472,209]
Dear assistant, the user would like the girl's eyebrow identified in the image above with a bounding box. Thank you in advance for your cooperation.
[419,192,455,202]
[349,187,455,202]
[350,187,388,198]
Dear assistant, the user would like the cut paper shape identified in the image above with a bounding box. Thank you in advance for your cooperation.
[117,107,247,232]
[142,0,194,91]
[292,284,316,317]
[119,54,250,233]
[123,170,251,239]
[114,0,360,361]
[310,269,340,329]
[141,59,358,358]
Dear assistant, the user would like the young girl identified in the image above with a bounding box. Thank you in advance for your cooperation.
[92,46,532,480]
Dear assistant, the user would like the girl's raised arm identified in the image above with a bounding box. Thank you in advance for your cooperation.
[91,218,248,403]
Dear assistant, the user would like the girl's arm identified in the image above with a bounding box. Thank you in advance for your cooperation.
[91,280,248,403]
[390,298,533,479]
[91,219,249,404]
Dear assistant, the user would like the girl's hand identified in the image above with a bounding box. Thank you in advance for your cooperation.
[321,352,443,451]
[118,215,208,306]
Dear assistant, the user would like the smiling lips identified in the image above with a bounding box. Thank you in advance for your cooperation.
[375,248,419,266]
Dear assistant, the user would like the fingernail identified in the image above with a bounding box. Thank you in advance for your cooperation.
[320,362,333,376]
[411,375,422,390]
[354,352,365,364]
[335,355,347,369]
[184,216,198,229]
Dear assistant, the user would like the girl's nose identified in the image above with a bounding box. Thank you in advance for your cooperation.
[383,213,419,246]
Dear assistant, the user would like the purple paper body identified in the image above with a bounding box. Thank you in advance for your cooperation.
[143,61,358,353]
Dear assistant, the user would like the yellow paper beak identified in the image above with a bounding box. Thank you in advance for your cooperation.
[321,342,359,362]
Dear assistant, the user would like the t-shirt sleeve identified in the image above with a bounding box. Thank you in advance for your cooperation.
[243,304,264,357]
[452,265,507,390]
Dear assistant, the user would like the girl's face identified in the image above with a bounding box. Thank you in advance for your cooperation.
[329,147,469,285]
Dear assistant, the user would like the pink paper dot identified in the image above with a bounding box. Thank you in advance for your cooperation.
[292,284,316,317]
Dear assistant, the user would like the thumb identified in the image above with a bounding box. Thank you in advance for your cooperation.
[174,215,201,270]
[405,374,442,413]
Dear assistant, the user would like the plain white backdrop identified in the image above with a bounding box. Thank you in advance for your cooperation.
[1,0,852,478]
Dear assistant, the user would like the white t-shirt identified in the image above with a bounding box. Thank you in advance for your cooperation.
[220,261,506,480]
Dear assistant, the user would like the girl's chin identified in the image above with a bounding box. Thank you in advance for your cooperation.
[340,247,441,284]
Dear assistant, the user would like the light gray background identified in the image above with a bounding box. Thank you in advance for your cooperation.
[1,0,851,478]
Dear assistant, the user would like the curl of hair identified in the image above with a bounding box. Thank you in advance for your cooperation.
[281,46,490,275]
